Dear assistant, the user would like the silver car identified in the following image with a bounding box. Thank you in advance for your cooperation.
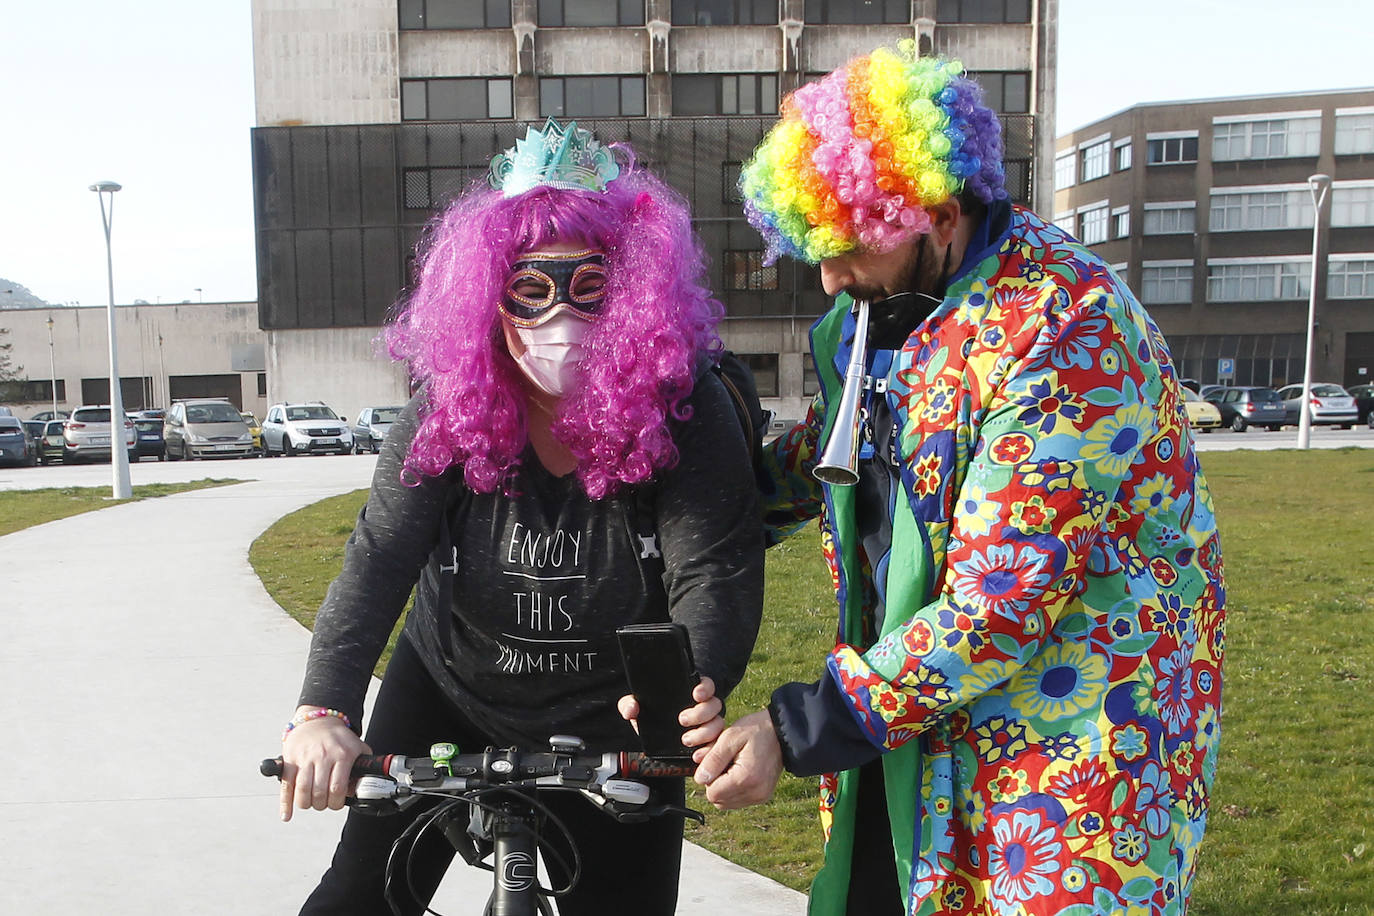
[1276,383,1359,428]
[61,405,136,464]
[351,406,402,454]
[165,399,256,460]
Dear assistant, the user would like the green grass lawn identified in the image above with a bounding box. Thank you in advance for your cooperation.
[249,449,1374,914]
[0,478,242,537]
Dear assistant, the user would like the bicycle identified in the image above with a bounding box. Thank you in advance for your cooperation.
[262,735,702,916]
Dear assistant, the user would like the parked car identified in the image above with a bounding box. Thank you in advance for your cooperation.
[23,419,46,446]
[1275,383,1359,428]
[351,406,402,454]
[1348,383,1374,428]
[1197,385,1228,401]
[29,409,70,422]
[37,419,66,464]
[0,406,14,417]
[1180,388,1221,432]
[240,412,263,456]
[1206,386,1287,432]
[261,402,353,456]
[164,399,256,460]
[0,416,37,466]
[132,416,167,461]
[61,405,136,464]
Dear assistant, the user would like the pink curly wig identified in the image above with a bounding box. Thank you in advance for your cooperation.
[386,151,723,499]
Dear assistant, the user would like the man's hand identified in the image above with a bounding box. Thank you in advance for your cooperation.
[617,676,726,756]
[693,709,784,810]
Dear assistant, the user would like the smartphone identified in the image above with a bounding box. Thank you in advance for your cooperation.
[616,622,699,760]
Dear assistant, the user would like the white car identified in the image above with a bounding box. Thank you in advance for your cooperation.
[260,402,353,456]
[61,405,136,464]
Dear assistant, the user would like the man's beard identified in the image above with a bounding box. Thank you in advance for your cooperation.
[862,236,952,348]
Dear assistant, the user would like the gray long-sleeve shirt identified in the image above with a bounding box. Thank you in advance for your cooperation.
[298,372,763,749]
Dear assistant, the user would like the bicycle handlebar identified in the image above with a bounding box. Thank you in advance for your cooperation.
[262,736,699,821]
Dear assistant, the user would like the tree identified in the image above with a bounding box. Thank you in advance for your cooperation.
[0,328,24,401]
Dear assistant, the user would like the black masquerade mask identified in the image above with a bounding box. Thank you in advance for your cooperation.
[499,248,608,327]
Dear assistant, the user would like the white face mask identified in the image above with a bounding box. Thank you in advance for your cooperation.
[507,311,592,397]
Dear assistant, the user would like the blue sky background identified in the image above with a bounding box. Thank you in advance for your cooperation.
[1,0,1368,309]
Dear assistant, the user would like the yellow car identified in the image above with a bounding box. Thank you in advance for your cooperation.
[1181,388,1221,432]
[241,411,264,456]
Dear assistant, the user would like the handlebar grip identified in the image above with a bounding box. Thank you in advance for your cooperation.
[259,754,394,779]
[618,752,697,779]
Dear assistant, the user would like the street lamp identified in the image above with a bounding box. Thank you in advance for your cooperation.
[1297,173,1332,450]
[90,180,132,498]
[45,315,58,419]
[195,287,203,303]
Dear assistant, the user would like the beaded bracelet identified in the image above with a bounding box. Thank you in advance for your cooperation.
[281,707,352,743]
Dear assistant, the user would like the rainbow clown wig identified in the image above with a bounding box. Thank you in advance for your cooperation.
[386,121,722,499]
[740,43,1008,265]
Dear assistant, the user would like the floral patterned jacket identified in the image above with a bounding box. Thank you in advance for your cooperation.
[762,206,1225,916]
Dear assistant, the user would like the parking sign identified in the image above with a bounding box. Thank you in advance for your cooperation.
[1218,358,1234,380]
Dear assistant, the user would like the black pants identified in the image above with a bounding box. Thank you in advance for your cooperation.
[845,758,905,916]
[300,635,684,916]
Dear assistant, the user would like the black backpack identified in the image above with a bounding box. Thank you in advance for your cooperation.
[710,349,772,473]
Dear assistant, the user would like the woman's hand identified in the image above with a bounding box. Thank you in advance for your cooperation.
[278,706,370,822]
[617,676,725,762]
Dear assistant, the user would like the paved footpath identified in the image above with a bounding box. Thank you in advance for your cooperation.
[0,455,805,915]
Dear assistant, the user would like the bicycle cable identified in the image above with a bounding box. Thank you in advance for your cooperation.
[386,786,582,916]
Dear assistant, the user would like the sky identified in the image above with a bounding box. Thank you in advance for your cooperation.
[1,0,1370,310]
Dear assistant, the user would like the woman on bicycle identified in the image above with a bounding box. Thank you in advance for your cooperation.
[276,119,764,915]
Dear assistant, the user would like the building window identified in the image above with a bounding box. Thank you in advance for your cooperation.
[801,354,821,397]
[257,373,268,398]
[966,71,1030,114]
[538,0,644,26]
[1206,260,1310,302]
[725,250,778,290]
[672,0,778,24]
[722,161,743,203]
[1335,110,1374,155]
[1080,138,1110,182]
[1332,185,1374,227]
[540,76,646,117]
[0,378,66,403]
[399,0,511,28]
[1078,204,1109,245]
[1329,258,1374,298]
[404,166,483,210]
[1053,211,1075,234]
[1147,134,1199,165]
[672,73,778,116]
[1141,264,1193,304]
[1003,159,1031,202]
[1114,138,1132,171]
[742,353,779,397]
[1143,202,1196,235]
[401,78,513,120]
[1212,115,1321,161]
[1210,188,1312,232]
[807,0,910,23]
[1112,206,1130,238]
[935,0,1031,23]
[1053,152,1076,190]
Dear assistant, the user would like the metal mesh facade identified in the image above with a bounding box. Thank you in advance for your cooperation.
[253,115,1037,330]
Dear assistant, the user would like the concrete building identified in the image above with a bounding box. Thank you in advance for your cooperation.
[1054,88,1374,390]
[250,0,1058,422]
[0,302,270,420]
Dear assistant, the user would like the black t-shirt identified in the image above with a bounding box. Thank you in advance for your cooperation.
[407,444,672,748]
[298,369,764,751]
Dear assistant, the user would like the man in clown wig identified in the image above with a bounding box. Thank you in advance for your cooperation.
[693,44,1225,916]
